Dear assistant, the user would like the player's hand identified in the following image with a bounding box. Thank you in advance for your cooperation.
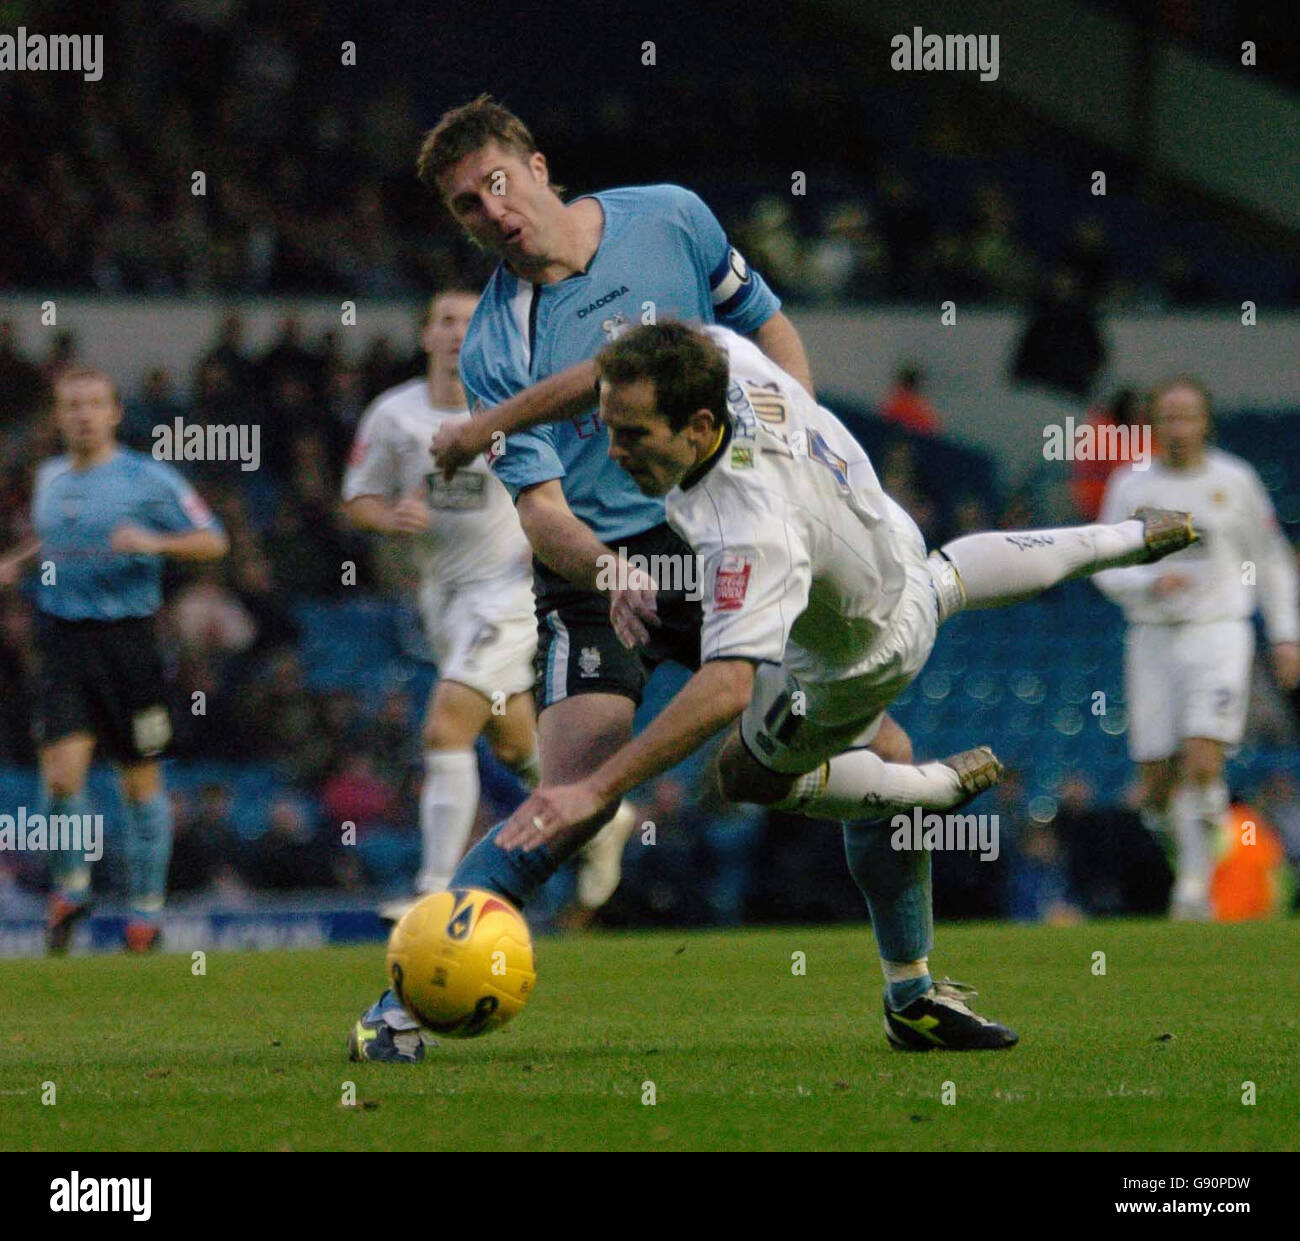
[1149,572,1193,598]
[609,564,661,650]
[391,497,431,534]
[1272,642,1300,692]
[432,419,491,481]
[0,558,19,587]
[498,780,608,851]
[109,525,163,555]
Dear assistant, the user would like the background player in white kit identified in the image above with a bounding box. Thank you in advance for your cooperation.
[342,288,542,911]
[1095,378,1300,919]
[499,322,1198,1050]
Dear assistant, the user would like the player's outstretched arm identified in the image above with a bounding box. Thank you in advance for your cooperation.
[432,359,598,479]
[341,494,430,535]
[109,525,229,561]
[499,658,755,849]
[0,536,41,587]
[752,311,815,398]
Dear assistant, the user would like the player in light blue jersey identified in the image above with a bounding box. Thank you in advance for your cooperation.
[350,96,906,1061]
[0,366,228,952]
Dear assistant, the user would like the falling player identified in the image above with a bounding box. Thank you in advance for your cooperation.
[342,287,543,918]
[1094,377,1299,919]
[487,323,1198,1050]
[0,366,228,951]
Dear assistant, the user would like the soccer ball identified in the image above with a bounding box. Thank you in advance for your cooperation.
[385,887,535,1037]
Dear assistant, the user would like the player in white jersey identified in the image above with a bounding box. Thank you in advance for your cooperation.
[343,288,541,907]
[1094,378,1300,919]
[499,322,1198,1050]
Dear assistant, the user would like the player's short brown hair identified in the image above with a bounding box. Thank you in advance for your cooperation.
[52,364,120,406]
[417,95,553,197]
[427,283,481,318]
[595,322,730,433]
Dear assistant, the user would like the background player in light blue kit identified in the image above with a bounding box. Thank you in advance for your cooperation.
[0,366,228,952]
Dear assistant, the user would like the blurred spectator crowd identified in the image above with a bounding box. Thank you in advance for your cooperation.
[3,2,1297,310]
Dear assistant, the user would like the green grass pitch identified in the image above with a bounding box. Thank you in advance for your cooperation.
[2,919,1295,1152]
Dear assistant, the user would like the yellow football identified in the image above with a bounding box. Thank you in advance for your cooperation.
[385,888,535,1037]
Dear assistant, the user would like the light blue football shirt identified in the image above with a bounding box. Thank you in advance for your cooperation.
[460,183,780,543]
[31,448,223,620]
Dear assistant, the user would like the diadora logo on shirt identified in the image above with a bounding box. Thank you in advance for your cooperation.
[576,286,630,318]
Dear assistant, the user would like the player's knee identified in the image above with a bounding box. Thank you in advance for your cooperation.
[490,736,530,770]
[44,772,82,799]
[423,716,470,751]
[870,716,913,764]
[1181,751,1222,787]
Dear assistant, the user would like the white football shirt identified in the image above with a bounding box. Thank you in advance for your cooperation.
[1094,448,1298,642]
[342,378,531,589]
[664,327,913,677]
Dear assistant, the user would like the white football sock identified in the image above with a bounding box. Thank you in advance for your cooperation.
[773,751,962,820]
[1168,779,1227,911]
[416,749,478,893]
[1140,804,1171,840]
[937,519,1146,616]
[882,957,930,984]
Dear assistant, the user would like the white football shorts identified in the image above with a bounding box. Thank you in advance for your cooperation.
[419,573,537,701]
[1123,619,1253,762]
[739,500,939,774]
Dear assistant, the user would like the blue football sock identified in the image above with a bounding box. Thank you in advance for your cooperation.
[123,789,173,920]
[843,820,934,1009]
[450,819,557,907]
[366,990,422,1030]
[39,787,94,899]
[885,974,934,1010]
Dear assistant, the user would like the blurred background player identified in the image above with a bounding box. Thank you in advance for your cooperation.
[0,367,228,951]
[342,287,542,916]
[1094,378,1300,919]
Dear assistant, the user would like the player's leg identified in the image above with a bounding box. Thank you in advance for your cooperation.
[405,578,541,902]
[118,758,173,951]
[483,689,541,787]
[1126,619,1180,855]
[723,565,998,824]
[99,617,175,952]
[1168,738,1227,920]
[349,690,637,1063]
[459,586,650,911]
[453,691,635,899]
[34,614,109,951]
[870,713,913,763]
[930,508,1198,622]
[38,732,97,952]
[714,722,1013,1050]
[1137,757,1178,844]
[1165,621,1250,919]
[413,678,494,898]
